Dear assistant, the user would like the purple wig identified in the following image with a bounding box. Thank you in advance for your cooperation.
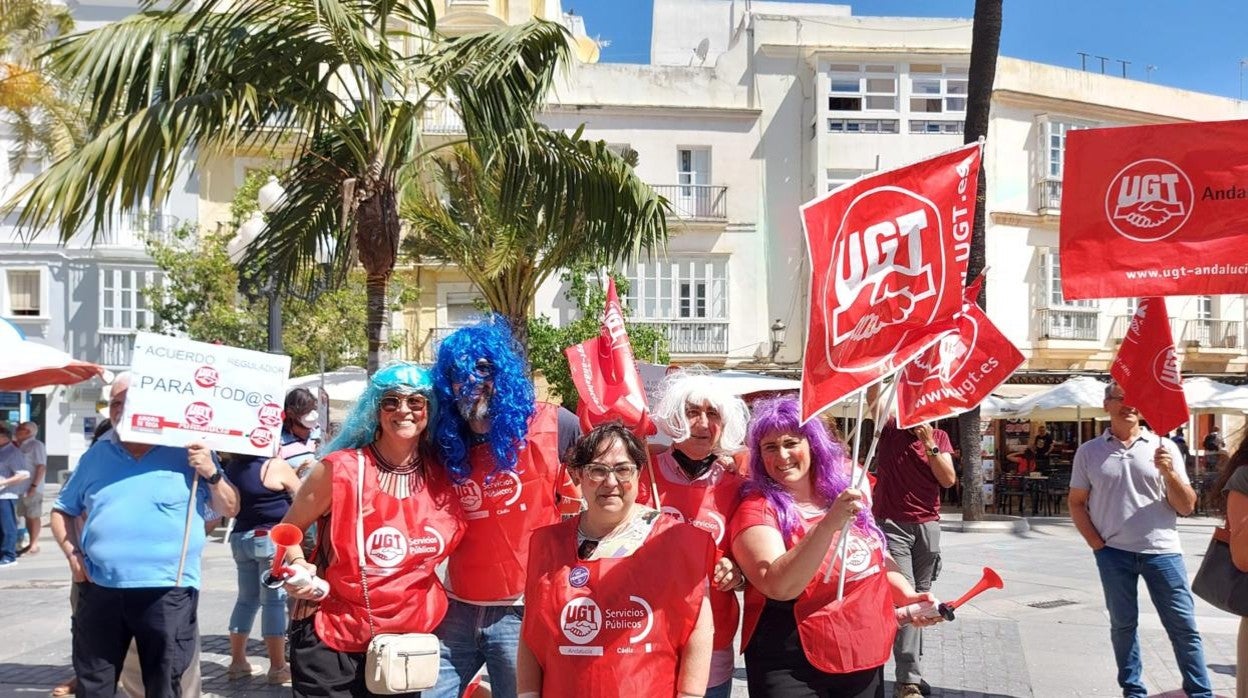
[744,396,884,546]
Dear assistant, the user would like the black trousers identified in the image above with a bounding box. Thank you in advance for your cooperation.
[744,598,885,698]
[290,617,421,698]
[72,583,198,698]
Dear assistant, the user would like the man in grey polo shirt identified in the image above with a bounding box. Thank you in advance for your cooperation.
[1069,381,1212,698]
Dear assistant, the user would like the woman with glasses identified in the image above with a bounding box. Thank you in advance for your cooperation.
[518,423,716,698]
[639,370,751,698]
[730,397,941,698]
[278,363,466,698]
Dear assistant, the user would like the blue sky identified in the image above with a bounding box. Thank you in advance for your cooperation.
[570,0,1248,99]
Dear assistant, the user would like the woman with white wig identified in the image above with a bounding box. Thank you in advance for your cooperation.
[638,369,752,698]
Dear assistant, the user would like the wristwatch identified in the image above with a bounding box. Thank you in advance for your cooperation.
[926,445,941,457]
[205,469,223,485]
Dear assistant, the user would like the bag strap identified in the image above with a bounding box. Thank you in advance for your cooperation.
[355,449,378,640]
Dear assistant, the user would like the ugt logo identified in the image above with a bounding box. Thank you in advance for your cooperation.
[1105,159,1193,242]
[560,597,602,645]
[365,526,408,568]
[823,187,944,371]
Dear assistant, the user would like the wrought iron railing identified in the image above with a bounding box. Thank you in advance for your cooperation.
[98,331,136,368]
[1037,307,1098,341]
[635,320,729,355]
[1038,178,1062,211]
[1182,319,1243,350]
[651,184,728,220]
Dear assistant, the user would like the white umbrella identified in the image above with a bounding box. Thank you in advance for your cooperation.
[995,376,1108,421]
[287,366,369,416]
[0,319,106,391]
[1182,377,1248,414]
[712,370,802,397]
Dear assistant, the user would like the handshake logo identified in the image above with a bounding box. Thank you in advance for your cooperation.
[1106,159,1193,242]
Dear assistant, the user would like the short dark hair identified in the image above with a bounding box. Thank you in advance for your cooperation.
[570,422,648,471]
[284,388,317,428]
[0,423,10,439]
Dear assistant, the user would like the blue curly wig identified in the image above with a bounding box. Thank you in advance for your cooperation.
[433,318,536,481]
[323,361,438,457]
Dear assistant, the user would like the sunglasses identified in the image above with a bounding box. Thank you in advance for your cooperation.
[380,394,428,413]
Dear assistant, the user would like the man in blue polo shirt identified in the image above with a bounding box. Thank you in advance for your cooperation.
[1069,380,1212,698]
[51,372,239,697]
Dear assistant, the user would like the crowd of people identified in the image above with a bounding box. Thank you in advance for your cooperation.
[6,316,1248,698]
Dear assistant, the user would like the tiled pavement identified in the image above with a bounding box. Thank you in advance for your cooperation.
[0,498,1240,697]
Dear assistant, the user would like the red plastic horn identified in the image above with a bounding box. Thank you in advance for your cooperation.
[947,567,1004,610]
[268,523,304,577]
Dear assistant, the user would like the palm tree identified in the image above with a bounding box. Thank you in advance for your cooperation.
[6,0,600,372]
[957,0,1003,521]
[402,132,667,347]
[0,0,81,164]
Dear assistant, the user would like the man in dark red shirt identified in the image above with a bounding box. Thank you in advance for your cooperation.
[872,418,956,698]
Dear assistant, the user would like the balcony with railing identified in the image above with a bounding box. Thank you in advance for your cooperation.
[95,212,181,248]
[1037,307,1098,341]
[1110,314,1184,345]
[652,184,728,221]
[1038,178,1062,213]
[421,100,465,135]
[635,320,729,355]
[1181,319,1243,351]
[99,331,136,368]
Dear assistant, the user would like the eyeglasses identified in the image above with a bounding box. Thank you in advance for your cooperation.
[1106,394,1126,402]
[380,394,428,413]
[473,358,494,378]
[578,463,640,483]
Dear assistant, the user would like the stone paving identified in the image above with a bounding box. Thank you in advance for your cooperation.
[0,495,1240,697]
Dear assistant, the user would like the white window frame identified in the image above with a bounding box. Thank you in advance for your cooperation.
[2,267,50,319]
[99,267,162,331]
[436,282,486,328]
[621,257,728,322]
[1036,115,1095,211]
[907,63,968,115]
[826,63,898,114]
[826,168,870,193]
[1041,250,1095,309]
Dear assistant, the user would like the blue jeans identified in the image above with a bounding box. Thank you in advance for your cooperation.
[705,679,733,698]
[428,598,523,698]
[1093,546,1213,698]
[228,530,288,637]
[0,499,17,563]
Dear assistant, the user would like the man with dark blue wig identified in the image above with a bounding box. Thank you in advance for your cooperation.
[429,318,581,698]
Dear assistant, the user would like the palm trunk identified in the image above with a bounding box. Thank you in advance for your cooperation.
[355,179,400,376]
[958,0,1003,522]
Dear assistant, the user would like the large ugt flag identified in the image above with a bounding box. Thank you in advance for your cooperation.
[897,274,1023,428]
[800,142,982,422]
[1110,297,1189,435]
[564,278,656,435]
[1061,119,1248,300]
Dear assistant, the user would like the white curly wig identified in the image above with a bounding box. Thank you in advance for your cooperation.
[652,369,750,455]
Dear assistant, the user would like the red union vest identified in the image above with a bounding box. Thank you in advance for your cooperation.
[732,494,896,674]
[447,403,574,601]
[313,448,465,653]
[636,449,744,650]
[523,513,714,698]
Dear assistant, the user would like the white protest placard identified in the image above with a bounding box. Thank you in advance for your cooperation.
[117,332,292,457]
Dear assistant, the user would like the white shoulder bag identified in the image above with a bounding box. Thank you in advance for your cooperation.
[355,450,442,694]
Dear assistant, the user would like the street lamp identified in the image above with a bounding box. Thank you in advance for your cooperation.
[769,319,787,363]
[229,177,287,354]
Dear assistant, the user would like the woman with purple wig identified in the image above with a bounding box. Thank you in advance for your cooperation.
[729,396,941,698]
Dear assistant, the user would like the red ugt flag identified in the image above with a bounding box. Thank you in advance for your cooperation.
[897,275,1023,428]
[800,142,982,422]
[1110,297,1188,435]
[1060,119,1248,300]
[564,277,656,436]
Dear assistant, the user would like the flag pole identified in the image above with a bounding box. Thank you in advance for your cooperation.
[828,376,899,594]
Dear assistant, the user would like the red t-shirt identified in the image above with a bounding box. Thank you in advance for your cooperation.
[871,420,953,524]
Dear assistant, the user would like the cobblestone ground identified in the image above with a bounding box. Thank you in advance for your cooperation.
[0,494,1239,697]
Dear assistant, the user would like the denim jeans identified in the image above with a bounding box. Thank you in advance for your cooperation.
[1093,546,1213,698]
[428,598,523,698]
[228,530,288,638]
[705,679,734,698]
[0,498,17,563]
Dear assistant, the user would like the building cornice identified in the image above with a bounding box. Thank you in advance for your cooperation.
[992,89,1186,126]
[989,210,1059,229]
[544,103,761,119]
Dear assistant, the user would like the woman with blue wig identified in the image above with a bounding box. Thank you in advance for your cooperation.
[278,362,466,697]
[729,396,942,698]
